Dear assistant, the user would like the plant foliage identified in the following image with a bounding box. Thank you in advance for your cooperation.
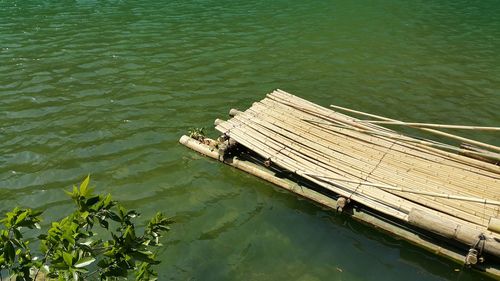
[188,128,205,141]
[0,176,172,281]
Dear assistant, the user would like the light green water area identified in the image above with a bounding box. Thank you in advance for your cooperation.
[1,0,499,280]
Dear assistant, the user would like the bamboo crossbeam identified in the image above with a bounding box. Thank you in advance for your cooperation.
[362,120,500,131]
[329,104,500,153]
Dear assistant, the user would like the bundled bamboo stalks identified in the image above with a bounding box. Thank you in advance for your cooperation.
[216,89,500,231]
[181,89,500,269]
[217,103,499,226]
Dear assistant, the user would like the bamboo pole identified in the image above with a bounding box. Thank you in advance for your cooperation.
[362,120,500,131]
[408,208,500,257]
[214,118,224,126]
[329,104,500,152]
[305,173,500,206]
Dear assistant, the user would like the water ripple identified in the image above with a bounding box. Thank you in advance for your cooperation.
[0,0,498,280]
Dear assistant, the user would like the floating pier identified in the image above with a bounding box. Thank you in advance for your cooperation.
[180,89,500,278]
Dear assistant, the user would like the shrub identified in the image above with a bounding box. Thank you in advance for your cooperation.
[0,176,171,281]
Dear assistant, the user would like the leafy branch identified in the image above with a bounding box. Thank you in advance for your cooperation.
[0,176,172,281]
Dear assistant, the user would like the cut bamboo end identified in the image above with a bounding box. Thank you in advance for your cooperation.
[488,218,500,234]
[229,108,242,117]
[214,118,224,126]
[179,135,219,159]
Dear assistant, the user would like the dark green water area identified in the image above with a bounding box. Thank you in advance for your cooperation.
[1,0,499,280]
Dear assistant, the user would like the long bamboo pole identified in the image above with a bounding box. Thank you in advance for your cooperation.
[305,119,500,162]
[362,120,500,131]
[305,173,500,206]
[329,104,500,152]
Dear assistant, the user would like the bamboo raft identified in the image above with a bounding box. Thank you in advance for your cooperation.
[180,89,500,278]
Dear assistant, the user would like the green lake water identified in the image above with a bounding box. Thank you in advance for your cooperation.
[1,0,499,280]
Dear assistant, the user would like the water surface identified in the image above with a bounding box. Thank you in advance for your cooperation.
[1,0,499,280]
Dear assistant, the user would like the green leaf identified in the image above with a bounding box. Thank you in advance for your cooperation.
[103,194,112,207]
[85,196,100,207]
[80,175,90,196]
[108,211,121,222]
[15,210,29,226]
[74,257,96,268]
[63,252,73,266]
[80,211,89,219]
[13,228,22,239]
[5,240,15,262]
[99,219,109,229]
